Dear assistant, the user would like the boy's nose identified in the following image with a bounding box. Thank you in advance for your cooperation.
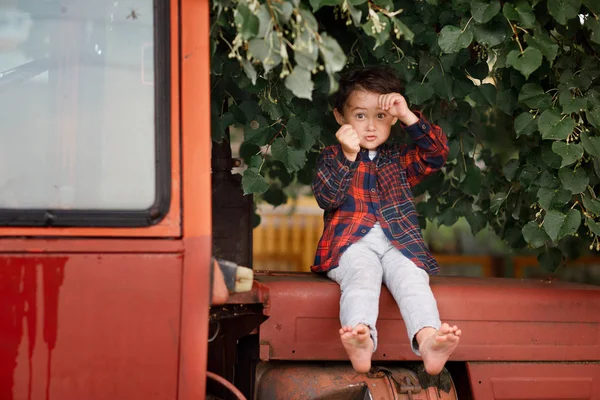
[366,119,376,131]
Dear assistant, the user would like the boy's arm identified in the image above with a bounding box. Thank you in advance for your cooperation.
[401,112,449,186]
[312,145,360,211]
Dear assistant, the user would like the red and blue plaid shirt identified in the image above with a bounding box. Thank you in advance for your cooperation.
[311,114,448,274]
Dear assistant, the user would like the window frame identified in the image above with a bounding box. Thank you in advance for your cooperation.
[0,0,171,228]
[0,0,181,237]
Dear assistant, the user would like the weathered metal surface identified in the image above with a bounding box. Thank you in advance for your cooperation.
[467,362,600,399]
[255,272,600,363]
[0,253,182,400]
[255,363,457,400]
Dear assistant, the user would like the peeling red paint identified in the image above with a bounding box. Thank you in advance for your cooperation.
[0,257,67,400]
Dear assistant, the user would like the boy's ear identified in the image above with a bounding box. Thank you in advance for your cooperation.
[333,108,346,126]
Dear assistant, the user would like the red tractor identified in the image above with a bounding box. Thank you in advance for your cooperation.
[1,1,599,399]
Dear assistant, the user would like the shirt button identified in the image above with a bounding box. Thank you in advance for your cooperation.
[421,124,427,130]
[370,188,376,193]
[361,229,367,234]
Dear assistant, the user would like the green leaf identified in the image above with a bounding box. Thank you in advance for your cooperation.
[346,1,363,26]
[559,90,588,114]
[239,142,261,164]
[582,193,600,215]
[244,124,272,146]
[438,25,473,54]
[538,109,575,140]
[287,118,319,150]
[552,142,583,167]
[491,192,506,214]
[542,142,563,169]
[537,187,572,210]
[405,82,435,105]
[464,209,488,235]
[470,0,501,24]
[581,134,600,159]
[586,14,600,44]
[309,0,343,11]
[234,4,260,40]
[522,221,550,248]
[502,1,535,29]
[497,89,517,115]
[583,0,600,14]
[260,99,283,120]
[547,0,582,25]
[294,30,319,71]
[242,168,269,195]
[248,38,282,72]
[525,33,559,63]
[363,13,391,49]
[503,159,520,181]
[320,33,346,74]
[514,112,538,137]
[559,167,589,194]
[256,5,272,38]
[462,165,483,195]
[262,185,288,206]
[271,138,307,173]
[272,1,294,23]
[438,207,460,226]
[285,67,314,100]
[538,248,563,272]
[473,19,509,47]
[544,209,581,242]
[519,164,540,187]
[506,47,543,79]
[518,84,552,109]
[241,59,257,85]
[391,17,415,43]
[587,218,600,235]
[538,170,560,189]
[586,90,600,129]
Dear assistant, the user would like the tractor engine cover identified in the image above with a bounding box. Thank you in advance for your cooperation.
[255,363,457,400]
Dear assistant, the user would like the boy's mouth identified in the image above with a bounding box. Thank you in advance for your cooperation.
[364,135,377,141]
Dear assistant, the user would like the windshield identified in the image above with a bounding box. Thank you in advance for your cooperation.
[0,0,169,222]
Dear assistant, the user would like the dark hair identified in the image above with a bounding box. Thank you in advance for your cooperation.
[333,66,403,111]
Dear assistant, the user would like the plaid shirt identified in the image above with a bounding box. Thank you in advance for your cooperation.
[311,114,448,274]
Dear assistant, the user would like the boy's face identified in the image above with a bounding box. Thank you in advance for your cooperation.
[334,89,398,151]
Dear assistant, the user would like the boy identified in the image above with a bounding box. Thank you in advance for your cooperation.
[311,66,461,376]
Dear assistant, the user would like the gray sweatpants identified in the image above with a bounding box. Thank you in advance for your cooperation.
[327,224,441,355]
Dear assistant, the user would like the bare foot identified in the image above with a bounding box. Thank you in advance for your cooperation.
[339,324,374,373]
[416,323,461,375]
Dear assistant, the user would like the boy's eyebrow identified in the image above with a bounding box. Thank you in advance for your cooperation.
[349,106,385,112]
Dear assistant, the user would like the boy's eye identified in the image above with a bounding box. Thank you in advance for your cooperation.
[378,113,386,119]
[355,113,365,119]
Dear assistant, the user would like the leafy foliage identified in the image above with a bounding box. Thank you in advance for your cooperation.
[210,0,600,270]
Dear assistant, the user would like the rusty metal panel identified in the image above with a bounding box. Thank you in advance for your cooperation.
[256,272,600,362]
[0,254,181,400]
[467,362,600,399]
[255,363,457,400]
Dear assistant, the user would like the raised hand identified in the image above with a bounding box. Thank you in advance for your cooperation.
[336,124,361,161]
[378,93,419,126]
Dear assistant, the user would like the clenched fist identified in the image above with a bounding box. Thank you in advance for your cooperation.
[378,93,419,126]
[336,124,361,161]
